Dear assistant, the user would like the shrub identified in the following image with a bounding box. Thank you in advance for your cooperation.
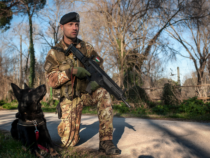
[41,101,49,107]
[131,106,146,114]
[152,104,170,115]
[162,83,181,106]
[0,100,6,106]
[126,86,150,103]
[41,99,59,107]
[2,103,18,109]
[147,101,157,108]
[11,99,18,103]
[113,103,130,113]
[178,97,208,115]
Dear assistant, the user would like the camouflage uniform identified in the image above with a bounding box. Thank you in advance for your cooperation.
[44,39,113,147]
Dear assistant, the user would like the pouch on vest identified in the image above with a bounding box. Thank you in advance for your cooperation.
[52,88,61,99]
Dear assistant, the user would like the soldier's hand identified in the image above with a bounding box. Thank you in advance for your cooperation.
[86,81,100,94]
[90,81,100,92]
[74,67,91,79]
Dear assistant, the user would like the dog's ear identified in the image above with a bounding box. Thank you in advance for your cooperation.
[11,83,21,101]
[24,83,29,89]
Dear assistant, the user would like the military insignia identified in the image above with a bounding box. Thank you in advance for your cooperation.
[44,62,52,71]
[76,13,80,21]
[95,57,100,62]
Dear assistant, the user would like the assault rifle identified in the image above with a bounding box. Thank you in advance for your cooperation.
[65,44,131,108]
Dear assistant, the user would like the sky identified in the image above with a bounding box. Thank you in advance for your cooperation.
[1,1,198,86]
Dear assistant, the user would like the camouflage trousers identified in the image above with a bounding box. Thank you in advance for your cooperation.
[57,87,113,147]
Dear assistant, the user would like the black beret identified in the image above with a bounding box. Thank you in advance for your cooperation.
[60,12,80,25]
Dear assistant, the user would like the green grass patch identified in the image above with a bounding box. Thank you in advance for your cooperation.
[1,97,210,122]
[2,102,18,110]
[0,131,112,158]
[41,107,57,112]
[82,106,98,114]
[0,131,36,158]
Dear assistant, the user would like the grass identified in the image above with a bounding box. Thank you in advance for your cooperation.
[41,107,57,112]
[0,100,18,110]
[0,130,36,158]
[0,130,113,158]
[1,99,210,122]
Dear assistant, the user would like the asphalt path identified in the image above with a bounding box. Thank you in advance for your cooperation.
[0,110,210,158]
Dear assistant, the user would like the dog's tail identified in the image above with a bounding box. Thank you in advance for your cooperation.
[10,119,19,140]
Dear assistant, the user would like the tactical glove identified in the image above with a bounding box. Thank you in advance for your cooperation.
[86,81,100,94]
[74,67,91,79]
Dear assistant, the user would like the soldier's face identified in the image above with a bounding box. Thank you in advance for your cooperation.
[61,22,79,39]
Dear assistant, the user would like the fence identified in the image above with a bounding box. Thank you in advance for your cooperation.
[141,84,210,101]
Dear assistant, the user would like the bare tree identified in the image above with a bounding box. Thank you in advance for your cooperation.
[167,22,210,86]
[79,0,194,88]
[37,0,75,48]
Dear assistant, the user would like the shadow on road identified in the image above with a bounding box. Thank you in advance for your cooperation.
[141,119,210,158]
[77,117,136,148]
[1,111,210,158]
[139,156,154,158]
[113,117,136,147]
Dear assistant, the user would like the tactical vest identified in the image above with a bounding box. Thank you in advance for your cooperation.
[52,40,89,100]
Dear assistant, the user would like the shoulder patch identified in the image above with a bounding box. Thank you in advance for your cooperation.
[44,62,52,71]
[44,55,59,73]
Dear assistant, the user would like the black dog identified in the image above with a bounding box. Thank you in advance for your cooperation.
[10,83,59,158]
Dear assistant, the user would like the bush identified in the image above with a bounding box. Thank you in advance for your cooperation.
[2,103,18,109]
[82,106,97,114]
[11,99,18,103]
[126,86,150,103]
[131,106,146,115]
[113,102,130,113]
[41,101,49,107]
[152,104,170,115]
[178,97,209,115]
[41,99,59,107]
[162,83,180,106]
[0,100,6,106]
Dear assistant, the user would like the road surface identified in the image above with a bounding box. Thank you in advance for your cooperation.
[1,110,210,158]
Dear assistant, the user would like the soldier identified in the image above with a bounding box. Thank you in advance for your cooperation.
[44,12,120,155]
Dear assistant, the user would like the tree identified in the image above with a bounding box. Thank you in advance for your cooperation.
[167,23,210,85]
[80,0,192,88]
[37,0,74,48]
[0,0,14,30]
[166,0,210,86]
[4,0,46,87]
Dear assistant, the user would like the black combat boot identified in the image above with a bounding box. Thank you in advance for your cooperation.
[99,140,121,155]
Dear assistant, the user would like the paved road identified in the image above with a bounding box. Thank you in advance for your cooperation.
[1,110,210,158]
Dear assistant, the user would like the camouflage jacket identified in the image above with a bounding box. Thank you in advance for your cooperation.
[44,38,103,99]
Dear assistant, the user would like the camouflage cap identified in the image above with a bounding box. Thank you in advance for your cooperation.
[60,12,80,25]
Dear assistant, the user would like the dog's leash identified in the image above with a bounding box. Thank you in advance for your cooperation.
[32,120,49,153]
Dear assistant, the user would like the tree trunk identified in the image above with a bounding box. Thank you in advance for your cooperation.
[28,13,35,88]
[119,68,124,88]
[195,60,206,97]
[25,49,30,85]
[197,60,206,85]
[19,35,23,88]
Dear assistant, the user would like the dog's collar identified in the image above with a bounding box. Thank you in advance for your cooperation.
[17,119,44,127]
[19,111,44,120]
